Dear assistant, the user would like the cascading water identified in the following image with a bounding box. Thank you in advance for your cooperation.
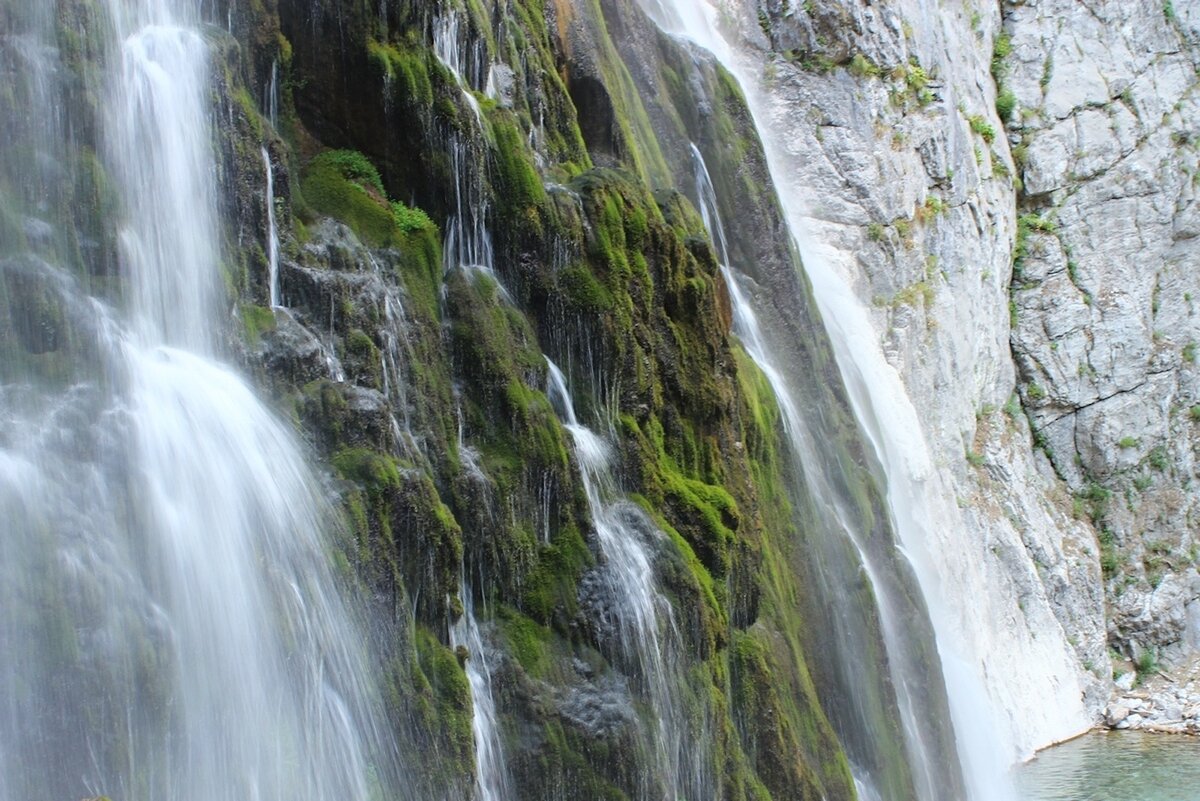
[545,358,710,801]
[0,2,404,799]
[651,0,1021,798]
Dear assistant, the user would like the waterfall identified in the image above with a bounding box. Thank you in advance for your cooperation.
[545,358,709,801]
[651,0,1022,798]
[262,147,281,308]
[0,2,404,799]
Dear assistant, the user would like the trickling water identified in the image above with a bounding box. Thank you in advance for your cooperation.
[0,2,405,799]
[449,580,512,801]
[262,147,281,308]
[545,358,709,801]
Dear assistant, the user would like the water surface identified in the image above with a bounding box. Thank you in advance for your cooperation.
[1017,731,1200,801]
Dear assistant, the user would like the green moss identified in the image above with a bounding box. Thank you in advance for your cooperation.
[523,520,592,623]
[368,36,434,107]
[333,447,403,489]
[498,605,554,677]
[233,85,265,140]
[490,114,547,237]
[413,625,474,764]
[559,264,614,312]
[301,149,442,267]
[240,303,276,346]
[302,150,400,246]
[731,628,850,801]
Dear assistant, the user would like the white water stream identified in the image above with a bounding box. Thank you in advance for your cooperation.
[263,146,281,308]
[692,142,944,801]
[433,8,500,291]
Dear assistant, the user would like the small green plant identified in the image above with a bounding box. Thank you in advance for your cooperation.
[1003,394,1021,419]
[867,221,885,241]
[1079,483,1112,522]
[1019,212,1057,233]
[849,53,882,78]
[991,32,1012,82]
[1014,212,1057,266]
[966,449,986,467]
[968,114,996,143]
[993,32,1013,60]
[1026,382,1046,400]
[1190,405,1200,421]
[1184,342,1197,363]
[1133,474,1153,491]
[996,89,1016,121]
[992,153,1011,179]
[1040,55,1054,88]
[1118,436,1140,449]
[1148,445,1169,471]
[1098,527,1119,576]
[904,61,929,92]
[1164,0,1176,21]
[391,200,433,233]
[321,149,385,194]
[1136,648,1159,677]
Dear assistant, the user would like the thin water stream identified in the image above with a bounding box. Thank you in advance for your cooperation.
[450,578,512,801]
[262,147,281,308]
